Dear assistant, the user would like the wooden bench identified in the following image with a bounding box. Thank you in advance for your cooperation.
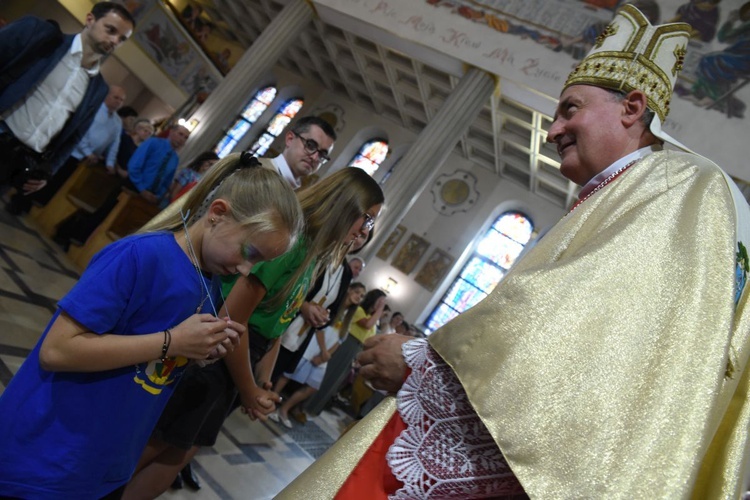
[66,166,121,214]
[29,162,87,237]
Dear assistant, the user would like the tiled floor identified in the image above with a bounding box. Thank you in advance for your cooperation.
[0,200,352,500]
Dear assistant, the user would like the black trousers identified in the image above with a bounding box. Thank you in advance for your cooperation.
[7,155,79,214]
[0,131,48,187]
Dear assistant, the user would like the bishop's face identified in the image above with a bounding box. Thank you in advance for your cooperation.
[547,85,630,186]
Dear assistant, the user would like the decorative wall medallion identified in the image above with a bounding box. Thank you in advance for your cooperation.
[431,170,479,216]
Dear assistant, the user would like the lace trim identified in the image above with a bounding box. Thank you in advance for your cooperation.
[385,339,525,499]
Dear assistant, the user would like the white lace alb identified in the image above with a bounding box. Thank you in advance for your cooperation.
[386,339,526,499]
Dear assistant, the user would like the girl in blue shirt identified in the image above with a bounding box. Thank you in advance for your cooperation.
[0,152,303,499]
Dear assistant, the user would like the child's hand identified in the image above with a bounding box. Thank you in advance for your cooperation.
[206,317,245,359]
[169,314,230,359]
[239,384,280,421]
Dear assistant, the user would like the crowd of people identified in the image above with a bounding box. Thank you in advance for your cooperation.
[1,2,750,499]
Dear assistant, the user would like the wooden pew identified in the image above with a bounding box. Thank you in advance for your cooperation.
[29,162,87,237]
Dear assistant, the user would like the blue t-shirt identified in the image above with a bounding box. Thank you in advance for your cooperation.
[0,232,218,499]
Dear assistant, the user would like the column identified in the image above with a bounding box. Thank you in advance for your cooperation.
[177,0,315,163]
[363,67,496,260]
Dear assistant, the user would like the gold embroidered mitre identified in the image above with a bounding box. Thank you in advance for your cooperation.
[564,4,690,123]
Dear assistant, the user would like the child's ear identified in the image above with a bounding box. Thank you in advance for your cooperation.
[208,199,230,219]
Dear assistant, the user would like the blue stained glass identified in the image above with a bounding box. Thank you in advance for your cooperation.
[256,87,277,105]
[227,119,251,139]
[252,132,275,156]
[477,230,525,269]
[444,279,487,311]
[266,115,292,136]
[493,212,533,244]
[425,303,459,333]
[424,210,533,335]
[214,86,280,161]
[215,137,237,158]
[349,140,388,176]
[241,99,268,123]
[350,155,379,176]
[460,257,505,293]
[280,99,304,117]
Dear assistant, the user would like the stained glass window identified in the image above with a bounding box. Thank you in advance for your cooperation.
[424,211,534,334]
[250,98,304,156]
[348,139,389,176]
[214,86,277,158]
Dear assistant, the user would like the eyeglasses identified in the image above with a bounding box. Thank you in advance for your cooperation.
[293,131,331,164]
[361,212,375,233]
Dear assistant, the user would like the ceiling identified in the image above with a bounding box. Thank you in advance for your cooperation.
[197,0,580,208]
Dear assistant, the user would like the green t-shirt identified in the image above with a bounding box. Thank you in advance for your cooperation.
[221,239,315,340]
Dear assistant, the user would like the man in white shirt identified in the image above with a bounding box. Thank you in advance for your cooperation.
[268,116,336,189]
[0,2,134,203]
[8,85,127,214]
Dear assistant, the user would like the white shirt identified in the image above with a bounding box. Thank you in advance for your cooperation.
[279,263,345,352]
[578,144,663,200]
[270,154,301,189]
[70,103,122,167]
[5,34,100,153]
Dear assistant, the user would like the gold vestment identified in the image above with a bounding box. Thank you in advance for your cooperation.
[280,150,750,499]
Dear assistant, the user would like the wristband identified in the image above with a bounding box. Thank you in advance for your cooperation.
[160,328,172,361]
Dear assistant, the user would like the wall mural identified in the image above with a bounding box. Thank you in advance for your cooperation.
[433,0,750,119]
[392,233,431,275]
[415,248,455,291]
[376,224,407,260]
[120,1,220,96]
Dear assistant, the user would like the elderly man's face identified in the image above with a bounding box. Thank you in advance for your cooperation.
[547,85,627,186]
[349,259,364,278]
[169,126,190,150]
[104,86,126,112]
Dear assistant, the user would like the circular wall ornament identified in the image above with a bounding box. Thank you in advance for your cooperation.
[441,179,470,205]
[431,170,480,216]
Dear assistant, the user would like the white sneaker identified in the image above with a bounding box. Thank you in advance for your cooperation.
[269,411,293,429]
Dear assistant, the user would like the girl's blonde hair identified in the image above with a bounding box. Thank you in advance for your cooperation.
[141,153,303,252]
[265,167,384,309]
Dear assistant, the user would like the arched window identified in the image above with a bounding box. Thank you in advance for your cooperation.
[348,139,389,176]
[424,211,534,334]
[215,86,277,158]
[250,98,304,156]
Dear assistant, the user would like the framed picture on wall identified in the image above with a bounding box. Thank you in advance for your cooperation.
[376,224,406,261]
[392,233,430,275]
[415,248,455,292]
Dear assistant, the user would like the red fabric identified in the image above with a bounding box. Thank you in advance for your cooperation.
[336,368,411,499]
[172,180,196,201]
[334,411,406,499]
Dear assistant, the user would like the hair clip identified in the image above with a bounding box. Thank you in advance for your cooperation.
[239,151,260,167]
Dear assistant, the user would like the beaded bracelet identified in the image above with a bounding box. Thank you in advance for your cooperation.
[160,329,172,361]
